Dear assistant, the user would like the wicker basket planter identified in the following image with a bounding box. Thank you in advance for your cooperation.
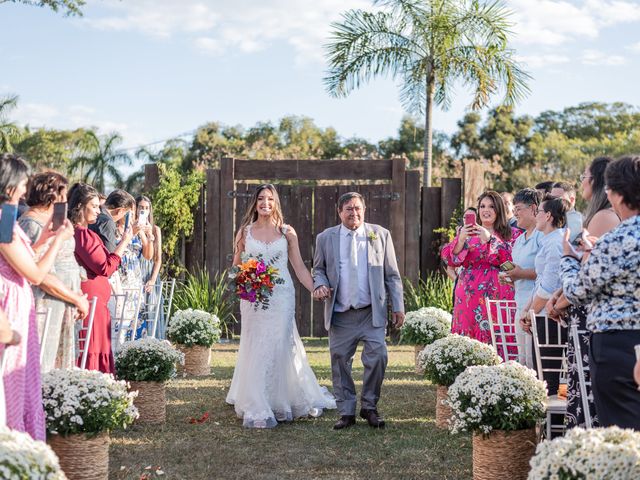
[129,381,166,424]
[48,432,110,480]
[435,385,452,429]
[472,428,537,480]
[177,344,211,376]
[414,345,426,374]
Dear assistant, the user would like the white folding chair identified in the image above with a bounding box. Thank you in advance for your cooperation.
[36,307,53,365]
[77,297,98,369]
[487,299,531,364]
[111,286,144,350]
[157,278,176,339]
[530,310,568,439]
[570,323,593,428]
[141,280,164,339]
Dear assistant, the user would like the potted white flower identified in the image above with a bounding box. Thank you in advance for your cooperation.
[42,368,138,480]
[447,362,547,480]
[400,307,452,373]
[167,308,221,376]
[418,334,501,428]
[528,426,640,479]
[0,426,66,479]
[115,338,184,424]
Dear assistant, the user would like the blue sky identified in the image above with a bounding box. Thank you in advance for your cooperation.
[2,0,640,159]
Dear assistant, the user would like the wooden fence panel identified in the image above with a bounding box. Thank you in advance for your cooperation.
[421,186,442,275]
[185,186,204,272]
[404,170,421,283]
[205,169,221,277]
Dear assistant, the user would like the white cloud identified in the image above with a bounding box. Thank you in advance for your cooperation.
[627,41,640,52]
[581,49,626,66]
[516,53,571,68]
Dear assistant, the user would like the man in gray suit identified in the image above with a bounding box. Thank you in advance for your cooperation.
[313,192,404,430]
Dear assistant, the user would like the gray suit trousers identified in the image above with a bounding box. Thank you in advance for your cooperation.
[329,306,387,416]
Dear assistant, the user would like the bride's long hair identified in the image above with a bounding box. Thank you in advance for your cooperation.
[236,184,285,251]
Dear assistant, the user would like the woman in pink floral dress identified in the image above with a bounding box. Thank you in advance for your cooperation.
[441,191,521,344]
[0,154,74,440]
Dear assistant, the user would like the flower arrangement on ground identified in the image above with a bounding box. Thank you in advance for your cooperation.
[0,427,66,479]
[115,338,184,383]
[41,368,138,436]
[400,306,452,346]
[447,361,546,435]
[528,426,640,480]
[167,308,221,347]
[418,334,501,387]
[229,253,284,310]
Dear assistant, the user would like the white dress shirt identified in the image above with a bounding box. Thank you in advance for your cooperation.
[335,224,371,311]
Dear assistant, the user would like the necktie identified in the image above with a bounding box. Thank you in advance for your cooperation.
[349,230,359,307]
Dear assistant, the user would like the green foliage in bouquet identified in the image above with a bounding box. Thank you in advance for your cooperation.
[173,268,236,338]
[115,338,184,383]
[167,308,221,347]
[0,427,65,479]
[418,334,501,386]
[41,369,138,436]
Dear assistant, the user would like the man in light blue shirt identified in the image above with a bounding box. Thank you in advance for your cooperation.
[552,181,583,242]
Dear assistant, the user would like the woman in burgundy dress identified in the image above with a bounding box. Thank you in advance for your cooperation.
[67,183,132,373]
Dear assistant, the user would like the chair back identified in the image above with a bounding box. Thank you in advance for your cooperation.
[111,286,144,350]
[487,300,528,363]
[77,297,98,369]
[530,310,568,393]
[140,280,164,339]
[36,307,53,365]
[569,323,593,428]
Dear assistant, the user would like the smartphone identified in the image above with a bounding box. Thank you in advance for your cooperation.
[52,202,67,231]
[0,203,17,244]
[124,211,131,231]
[137,210,148,226]
[499,261,516,272]
[464,211,477,226]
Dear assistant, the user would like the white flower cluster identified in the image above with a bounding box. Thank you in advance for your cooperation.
[418,334,501,386]
[41,368,138,435]
[116,338,184,365]
[447,361,547,435]
[0,427,66,479]
[115,338,185,382]
[167,308,221,347]
[528,426,640,479]
[401,307,452,345]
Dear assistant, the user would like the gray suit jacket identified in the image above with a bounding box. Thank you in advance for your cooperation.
[313,223,404,331]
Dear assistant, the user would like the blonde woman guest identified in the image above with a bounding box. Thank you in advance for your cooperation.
[227,184,335,429]
[547,156,620,429]
[0,154,74,440]
[18,172,89,371]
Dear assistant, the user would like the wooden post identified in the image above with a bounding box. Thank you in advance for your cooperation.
[184,186,204,273]
[404,170,421,283]
[421,186,442,275]
[144,164,159,193]
[205,169,221,277]
[463,160,487,208]
[390,157,406,276]
[441,178,462,231]
[219,158,235,274]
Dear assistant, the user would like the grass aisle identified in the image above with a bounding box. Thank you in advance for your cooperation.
[109,340,472,479]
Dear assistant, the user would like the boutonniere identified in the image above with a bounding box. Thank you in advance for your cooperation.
[367,231,378,243]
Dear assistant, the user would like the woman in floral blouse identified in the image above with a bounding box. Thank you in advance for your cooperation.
[560,155,640,430]
[442,191,520,343]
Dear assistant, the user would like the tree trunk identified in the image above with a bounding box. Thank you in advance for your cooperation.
[423,79,435,187]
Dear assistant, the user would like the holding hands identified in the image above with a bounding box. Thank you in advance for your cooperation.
[313,285,332,301]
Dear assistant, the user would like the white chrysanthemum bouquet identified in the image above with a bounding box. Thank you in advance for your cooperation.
[167,308,221,347]
[41,368,138,436]
[115,338,184,383]
[401,307,452,345]
[0,427,66,479]
[418,334,501,386]
[447,361,547,435]
[528,426,640,479]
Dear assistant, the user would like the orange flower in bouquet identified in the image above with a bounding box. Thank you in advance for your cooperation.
[229,253,284,310]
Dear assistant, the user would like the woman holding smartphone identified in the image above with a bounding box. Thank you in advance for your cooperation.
[18,172,89,372]
[0,154,74,440]
[441,191,520,343]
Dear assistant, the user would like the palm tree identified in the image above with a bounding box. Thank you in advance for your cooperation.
[70,131,131,192]
[0,95,22,153]
[324,0,531,186]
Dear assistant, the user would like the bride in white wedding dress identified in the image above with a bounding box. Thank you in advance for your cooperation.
[226,184,336,428]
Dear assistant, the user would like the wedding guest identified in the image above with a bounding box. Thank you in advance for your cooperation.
[500,188,542,366]
[635,357,640,387]
[560,155,640,430]
[535,181,554,197]
[89,189,135,253]
[0,308,20,346]
[18,172,89,372]
[0,153,74,440]
[501,192,518,229]
[136,196,164,337]
[551,181,583,242]
[441,191,520,343]
[546,156,620,429]
[69,183,133,374]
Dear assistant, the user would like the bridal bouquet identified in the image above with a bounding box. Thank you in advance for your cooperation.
[229,253,284,310]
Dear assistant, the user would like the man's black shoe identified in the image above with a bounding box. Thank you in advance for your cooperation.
[333,415,356,430]
[359,409,385,429]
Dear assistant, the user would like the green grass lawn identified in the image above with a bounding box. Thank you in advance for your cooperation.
[109,339,472,479]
